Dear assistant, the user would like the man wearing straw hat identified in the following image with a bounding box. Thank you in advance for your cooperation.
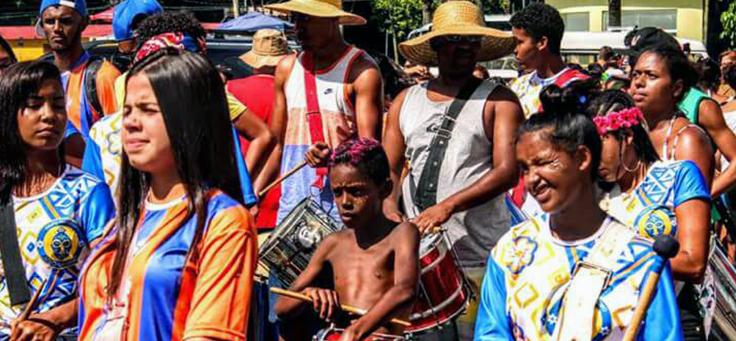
[228,28,292,232]
[263,0,383,224]
[383,2,523,339]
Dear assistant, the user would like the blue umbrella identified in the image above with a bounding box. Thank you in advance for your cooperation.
[217,12,294,32]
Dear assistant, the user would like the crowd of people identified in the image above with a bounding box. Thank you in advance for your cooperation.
[0,0,736,340]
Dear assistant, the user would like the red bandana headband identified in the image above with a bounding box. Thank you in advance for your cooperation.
[133,32,207,65]
[593,107,645,135]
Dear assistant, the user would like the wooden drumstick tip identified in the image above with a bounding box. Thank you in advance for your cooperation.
[258,161,309,198]
[270,287,412,327]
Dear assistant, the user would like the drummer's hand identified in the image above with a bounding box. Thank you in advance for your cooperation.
[411,201,454,234]
[302,287,341,322]
[305,143,331,168]
[10,316,59,341]
[338,327,361,341]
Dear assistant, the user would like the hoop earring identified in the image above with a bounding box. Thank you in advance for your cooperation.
[619,143,641,173]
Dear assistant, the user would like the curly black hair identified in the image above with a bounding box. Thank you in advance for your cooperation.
[136,12,206,47]
[510,3,565,55]
[517,80,602,180]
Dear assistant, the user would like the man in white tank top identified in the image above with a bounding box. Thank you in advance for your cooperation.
[384,2,523,340]
[261,0,384,338]
[263,0,384,225]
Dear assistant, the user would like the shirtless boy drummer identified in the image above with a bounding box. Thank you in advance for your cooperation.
[274,138,420,341]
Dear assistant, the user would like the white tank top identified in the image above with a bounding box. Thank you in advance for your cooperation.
[282,46,365,147]
[399,80,511,267]
[277,46,373,224]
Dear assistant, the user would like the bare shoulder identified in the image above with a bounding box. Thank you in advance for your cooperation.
[487,84,521,105]
[698,98,726,127]
[699,97,721,113]
[390,221,420,244]
[678,124,712,149]
[348,51,382,85]
[275,53,298,80]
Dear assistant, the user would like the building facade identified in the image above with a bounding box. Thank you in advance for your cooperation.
[547,0,704,41]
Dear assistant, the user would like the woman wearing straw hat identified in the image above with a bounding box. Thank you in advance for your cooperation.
[262,0,383,224]
[383,2,523,340]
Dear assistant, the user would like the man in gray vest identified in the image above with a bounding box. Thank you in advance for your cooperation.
[382,2,523,339]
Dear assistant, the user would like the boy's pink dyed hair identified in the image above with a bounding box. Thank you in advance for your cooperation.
[328,138,389,183]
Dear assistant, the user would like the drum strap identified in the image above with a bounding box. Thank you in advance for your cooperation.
[303,52,328,189]
[0,201,31,306]
[410,78,482,211]
[554,217,635,341]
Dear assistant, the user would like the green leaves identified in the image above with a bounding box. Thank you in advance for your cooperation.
[721,0,736,48]
[372,0,509,42]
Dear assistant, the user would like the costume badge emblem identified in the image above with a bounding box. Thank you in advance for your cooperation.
[36,219,85,269]
[633,205,675,240]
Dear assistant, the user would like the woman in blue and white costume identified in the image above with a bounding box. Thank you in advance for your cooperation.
[0,61,115,341]
[593,90,713,339]
[475,84,682,341]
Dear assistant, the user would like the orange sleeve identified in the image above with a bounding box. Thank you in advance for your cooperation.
[183,206,258,341]
[95,62,122,115]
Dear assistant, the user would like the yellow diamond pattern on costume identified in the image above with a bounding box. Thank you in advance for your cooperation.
[0,167,114,338]
[488,214,671,340]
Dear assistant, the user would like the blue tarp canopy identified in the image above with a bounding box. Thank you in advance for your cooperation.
[217,12,293,32]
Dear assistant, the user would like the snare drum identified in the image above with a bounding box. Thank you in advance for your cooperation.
[407,232,469,333]
[259,198,343,286]
[314,325,405,341]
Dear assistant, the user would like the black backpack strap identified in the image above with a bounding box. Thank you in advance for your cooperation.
[411,77,482,211]
[84,56,105,118]
[0,202,30,306]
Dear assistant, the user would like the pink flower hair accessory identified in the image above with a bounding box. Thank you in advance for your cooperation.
[593,107,645,135]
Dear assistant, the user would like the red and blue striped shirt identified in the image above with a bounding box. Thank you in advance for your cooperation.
[79,190,257,341]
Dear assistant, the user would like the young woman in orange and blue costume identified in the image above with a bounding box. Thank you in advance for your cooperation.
[77,46,258,341]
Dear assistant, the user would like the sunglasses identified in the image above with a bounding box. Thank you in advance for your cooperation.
[437,35,482,44]
[292,13,314,22]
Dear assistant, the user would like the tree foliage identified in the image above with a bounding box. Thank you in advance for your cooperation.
[373,0,509,41]
[722,0,736,48]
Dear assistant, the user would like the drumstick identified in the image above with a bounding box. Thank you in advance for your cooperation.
[17,272,59,322]
[270,287,411,327]
[258,161,308,198]
[622,235,680,341]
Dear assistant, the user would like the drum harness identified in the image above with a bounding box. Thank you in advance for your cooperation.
[405,78,483,333]
[408,77,481,212]
[0,201,31,306]
[553,217,636,341]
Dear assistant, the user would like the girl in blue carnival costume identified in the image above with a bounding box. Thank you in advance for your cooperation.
[593,90,713,339]
[0,61,115,340]
[474,84,682,341]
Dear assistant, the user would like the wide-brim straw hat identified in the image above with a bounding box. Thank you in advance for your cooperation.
[264,0,366,26]
[399,1,514,66]
[241,29,292,68]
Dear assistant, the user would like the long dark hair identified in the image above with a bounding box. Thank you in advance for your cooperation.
[517,82,602,180]
[107,49,243,298]
[0,61,61,205]
[588,90,660,166]
[0,33,17,64]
